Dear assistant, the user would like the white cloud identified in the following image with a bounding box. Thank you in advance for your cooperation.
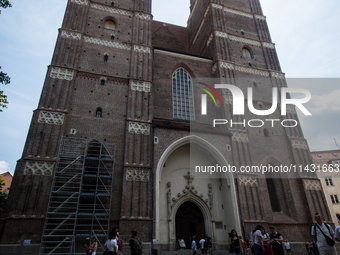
[309,90,340,115]
[0,161,10,174]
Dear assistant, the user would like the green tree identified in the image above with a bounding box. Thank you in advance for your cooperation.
[0,0,12,9]
[0,67,10,112]
[0,0,12,110]
[0,176,8,216]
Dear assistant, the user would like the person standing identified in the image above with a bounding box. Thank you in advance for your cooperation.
[262,231,273,255]
[199,235,207,255]
[311,213,337,255]
[229,229,243,255]
[269,227,284,255]
[129,231,143,255]
[85,235,98,255]
[253,225,264,255]
[192,236,197,255]
[206,234,213,255]
[105,232,118,255]
[283,240,291,255]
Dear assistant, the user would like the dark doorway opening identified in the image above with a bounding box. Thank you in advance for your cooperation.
[175,201,205,249]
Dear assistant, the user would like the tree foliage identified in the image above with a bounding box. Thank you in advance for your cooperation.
[0,176,8,216]
[0,67,10,112]
[0,0,12,9]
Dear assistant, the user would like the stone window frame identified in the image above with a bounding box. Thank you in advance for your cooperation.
[172,67,195,121]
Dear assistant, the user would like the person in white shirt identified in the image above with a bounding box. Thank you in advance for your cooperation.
[199,235,207,255]
[311,213,337,255]
[105,232,118,255]
[192,236,197,255]
[284,240,291,255]
[253,225,264,255]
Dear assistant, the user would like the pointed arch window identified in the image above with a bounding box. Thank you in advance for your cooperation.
[172,67,194,120]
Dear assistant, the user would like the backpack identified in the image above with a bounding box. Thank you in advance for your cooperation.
[118,239,123,251]
[132,238,143,255]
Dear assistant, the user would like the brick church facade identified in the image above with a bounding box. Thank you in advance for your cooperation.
[0,0,332,254]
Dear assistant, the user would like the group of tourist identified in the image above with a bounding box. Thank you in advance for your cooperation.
[85,228,142,255]
[84,212,340,255]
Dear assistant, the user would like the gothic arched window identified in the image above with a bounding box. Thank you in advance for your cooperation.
[172,67,194,120]
[104,20,116,30]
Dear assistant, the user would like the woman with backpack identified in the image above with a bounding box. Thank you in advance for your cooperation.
[105,232,118,255]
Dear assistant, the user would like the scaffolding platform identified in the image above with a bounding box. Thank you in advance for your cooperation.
[39,137,115,255]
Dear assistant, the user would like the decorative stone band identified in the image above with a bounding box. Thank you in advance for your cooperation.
[254,14,266,21]
[126,168,150,181]
[71,0,88,6]
[290,138,309,150]
[262,42,275,49]
[38,111,65,125]
[235,66,269,77]
[230,130,249,143]
[50,67,74,81]
[238,175,258,187]
[303,179,321,191]
[84,36,132,51]
[90,3,133,16]
[212,60,284,78]
[136,13,151,20]
[90,3,151,20]
[229,34,261,47]
[128,122,150,135]
[270,71,285,79]
[211,3,266,20]
[61,30,82,40]
[212,31,274,49]
[131,80,151,92]
[134,45,151,54]
[24,161,55,176]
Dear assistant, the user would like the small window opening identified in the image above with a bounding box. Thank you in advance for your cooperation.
[264,129,269,137]
[101,79,105,85]
[104,54,108,62]
[111,34,115,40]
[111,2,114,6]
[96,108,102,118]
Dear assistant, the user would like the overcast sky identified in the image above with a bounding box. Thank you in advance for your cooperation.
[0,0,339,174]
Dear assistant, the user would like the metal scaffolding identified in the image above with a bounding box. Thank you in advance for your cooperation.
[39,137,115,255]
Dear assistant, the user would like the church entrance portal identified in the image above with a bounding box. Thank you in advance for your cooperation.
[175,201,205,249]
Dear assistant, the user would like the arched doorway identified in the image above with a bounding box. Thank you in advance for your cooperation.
[175,201,205,249]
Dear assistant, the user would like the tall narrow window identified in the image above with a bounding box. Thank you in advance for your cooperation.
[104,20,116,30]
[331,195,339,204]
[172,67,194,120]
[325,177,334,186]
[104,54,108,62]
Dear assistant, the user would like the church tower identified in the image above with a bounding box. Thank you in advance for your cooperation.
[0,0,331,254]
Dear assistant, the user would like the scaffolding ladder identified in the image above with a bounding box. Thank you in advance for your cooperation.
[39,137,115,255]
